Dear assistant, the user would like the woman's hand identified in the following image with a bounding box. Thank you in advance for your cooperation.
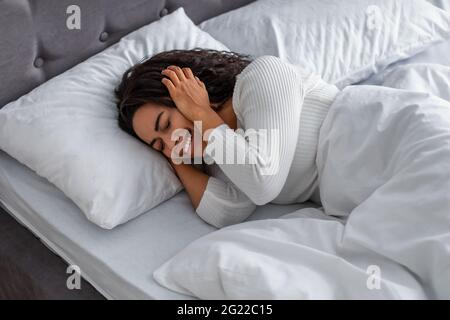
[161,66,210,120]
[161,66,224,133]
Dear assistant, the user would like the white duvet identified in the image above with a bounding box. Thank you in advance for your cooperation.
[379,63,450,101]
[154,64,450,299]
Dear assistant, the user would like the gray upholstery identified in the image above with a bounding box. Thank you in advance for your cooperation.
[0,0,255,108]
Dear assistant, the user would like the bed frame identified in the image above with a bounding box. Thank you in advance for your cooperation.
[0,0,255,299]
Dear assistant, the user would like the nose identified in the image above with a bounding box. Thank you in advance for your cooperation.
[162,128,192,156]
[160,131,179,155]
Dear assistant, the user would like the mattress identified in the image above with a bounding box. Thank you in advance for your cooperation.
[0,149,311,299]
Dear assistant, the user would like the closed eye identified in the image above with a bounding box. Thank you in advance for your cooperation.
[164,119,171,131]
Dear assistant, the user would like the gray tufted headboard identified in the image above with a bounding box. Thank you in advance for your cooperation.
[0,0,255,108]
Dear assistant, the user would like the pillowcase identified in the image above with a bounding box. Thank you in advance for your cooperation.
[0,8,229,229]
[200,0,450,88]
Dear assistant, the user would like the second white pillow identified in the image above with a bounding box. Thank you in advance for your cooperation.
[200,0,450,88]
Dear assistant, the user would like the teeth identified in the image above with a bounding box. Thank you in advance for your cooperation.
[183,136,191,155]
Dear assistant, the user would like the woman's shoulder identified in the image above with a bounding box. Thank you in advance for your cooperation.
[237,55,292,81]
[233,55,311,94]
[232,55,304,111]
[238,55,318,83]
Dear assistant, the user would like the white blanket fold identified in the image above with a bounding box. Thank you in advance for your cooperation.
[317,85,450,298]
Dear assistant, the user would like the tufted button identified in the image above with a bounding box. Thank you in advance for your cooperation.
[34,57,44,68]
[99,31,109,42]
[159,7,169,17]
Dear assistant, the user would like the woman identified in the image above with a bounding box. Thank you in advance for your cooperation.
[116,48,339,228]
[117,49,450,298]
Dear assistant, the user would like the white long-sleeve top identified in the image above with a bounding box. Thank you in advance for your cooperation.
[196,55,340,228]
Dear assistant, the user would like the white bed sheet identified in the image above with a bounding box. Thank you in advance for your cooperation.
[0,149,311,299]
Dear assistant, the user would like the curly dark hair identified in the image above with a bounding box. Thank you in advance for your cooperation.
[115,48,253,141]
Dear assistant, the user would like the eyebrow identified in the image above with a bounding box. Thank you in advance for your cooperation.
[149,111,164,148]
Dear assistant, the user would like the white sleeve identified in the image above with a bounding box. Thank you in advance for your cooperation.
[204,56,305,205]
[196,173,256,229]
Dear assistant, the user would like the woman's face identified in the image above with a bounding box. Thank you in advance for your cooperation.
[132,102,203,159]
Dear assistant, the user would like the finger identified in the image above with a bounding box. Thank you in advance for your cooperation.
[161,69,180,86]
[195,76,206,88]
[161,77,176,94]
[167,65,186,81]
[182,67,195,79]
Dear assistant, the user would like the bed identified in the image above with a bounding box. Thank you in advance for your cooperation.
[0,148,310,299]
[0,0,313,300]
[1,0,449,300]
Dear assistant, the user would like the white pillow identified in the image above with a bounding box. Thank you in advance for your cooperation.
[200,0,450,88]
[0,8,229,229]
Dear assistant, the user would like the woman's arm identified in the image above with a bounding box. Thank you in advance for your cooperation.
[203,56,305,205]
[161,56,304,206]
[170,161,208,210]
[170,161,256,228]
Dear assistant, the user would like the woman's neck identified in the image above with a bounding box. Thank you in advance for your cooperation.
[216,97,237,130]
